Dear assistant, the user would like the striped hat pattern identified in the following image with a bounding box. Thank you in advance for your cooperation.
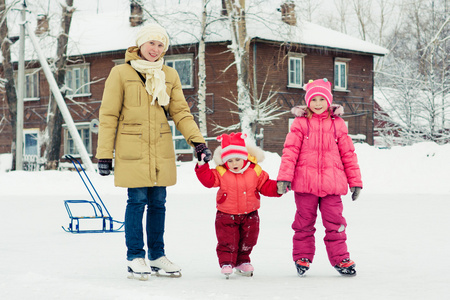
[304,78,333,107]
[217,132,248,163]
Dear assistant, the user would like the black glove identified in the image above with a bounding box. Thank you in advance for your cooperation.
[194,143,212,163]
[98,159,112,176]
[277,181,291,194]
[351,187,362,201]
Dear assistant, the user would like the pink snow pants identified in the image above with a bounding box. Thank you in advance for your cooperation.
[215,210,260,267]
[292,193,349,266]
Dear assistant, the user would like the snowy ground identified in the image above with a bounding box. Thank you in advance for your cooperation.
[1,142,449,300]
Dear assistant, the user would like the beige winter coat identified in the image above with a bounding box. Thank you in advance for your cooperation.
[96,47,205,187]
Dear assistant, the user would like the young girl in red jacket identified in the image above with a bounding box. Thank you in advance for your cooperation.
[277,78,363,277]
[195,132,281,278]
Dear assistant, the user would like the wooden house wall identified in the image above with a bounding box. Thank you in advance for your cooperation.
[0,40,376,161]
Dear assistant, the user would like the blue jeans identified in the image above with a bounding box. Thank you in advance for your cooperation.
[125,187,166,261]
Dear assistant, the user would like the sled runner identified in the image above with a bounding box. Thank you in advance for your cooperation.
[62,155,124,233]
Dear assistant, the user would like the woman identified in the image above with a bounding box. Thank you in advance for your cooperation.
[96,23,211,280]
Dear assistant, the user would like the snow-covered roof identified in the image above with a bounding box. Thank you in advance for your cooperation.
[3,0,388,62]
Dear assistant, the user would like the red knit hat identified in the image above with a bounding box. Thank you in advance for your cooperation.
[304,78,333,107]
[217,132,248,163]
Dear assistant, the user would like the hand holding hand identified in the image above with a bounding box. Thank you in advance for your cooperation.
[195,143,212,163]
[98,159,112,176]
[277,181,291,194]
[350,187,362,201]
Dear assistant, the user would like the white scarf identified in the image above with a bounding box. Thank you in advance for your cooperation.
[130,59,170,106]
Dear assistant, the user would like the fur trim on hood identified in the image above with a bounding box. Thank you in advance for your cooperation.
[213,142,265,166]
[291,104,344,117]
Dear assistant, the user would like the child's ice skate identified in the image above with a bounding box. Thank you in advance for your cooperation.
[127,258,151,281]
[235,263,254,277]
[295,258,311,277]
[149,256,182,278]
[334,259,356,276]
[221,264,233,279]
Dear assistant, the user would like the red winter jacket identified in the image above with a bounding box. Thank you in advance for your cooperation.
[277,107,362,197]
[195,156,280,215]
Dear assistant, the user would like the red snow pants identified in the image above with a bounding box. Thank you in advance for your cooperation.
[292,193,349,266]
[215,210,260,267]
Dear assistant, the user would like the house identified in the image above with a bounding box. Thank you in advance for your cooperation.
[0,0,388,168]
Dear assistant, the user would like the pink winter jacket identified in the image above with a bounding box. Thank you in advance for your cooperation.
[277,106,362,197]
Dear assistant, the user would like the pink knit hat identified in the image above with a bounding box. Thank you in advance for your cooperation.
[217,132,248,163]
[304,78,333,107]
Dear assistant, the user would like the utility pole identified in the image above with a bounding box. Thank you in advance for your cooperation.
[15,0,26,170]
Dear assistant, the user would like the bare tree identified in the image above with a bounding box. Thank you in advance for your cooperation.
[197,0,208,136]
[223,0,255,141]
[0,0,19,169]
[44,0,74,170]
[352,0,372,41]
[375,0,450,145]
[296,0,322,22]
[334,0,349,33]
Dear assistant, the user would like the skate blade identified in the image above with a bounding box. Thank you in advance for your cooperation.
[151,270,182,278]
[235,270,253,277]
[338,270,357,277]
[127,272,150,281]
[223,273,231,279]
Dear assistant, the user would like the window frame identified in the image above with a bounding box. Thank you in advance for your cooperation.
[65,63,91,97]
[23,128,40,157]
[334,58,351,91]
[168,120,192,155]
[14,68,40,101]
[164,54,194,89]
[287,52,306,89]
[63,122,92,157]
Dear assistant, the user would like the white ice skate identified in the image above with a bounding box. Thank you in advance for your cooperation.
[127,258,151,281]
[149,256,182,278]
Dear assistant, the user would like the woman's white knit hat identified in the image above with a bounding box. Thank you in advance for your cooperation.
[135,23,169,52]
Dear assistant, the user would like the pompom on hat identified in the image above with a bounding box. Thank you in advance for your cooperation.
[135,23,170,52]
[304,78,333,107]
[217,132,248,163]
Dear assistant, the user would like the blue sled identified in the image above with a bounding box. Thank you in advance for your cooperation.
[62,155,124,233]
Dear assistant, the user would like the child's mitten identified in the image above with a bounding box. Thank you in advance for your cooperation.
[277,181,291,194]
[350,187,362,201]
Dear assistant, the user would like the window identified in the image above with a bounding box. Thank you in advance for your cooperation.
[287,53,306,88]
[63,123,92,156]
[168,120,191,154]
[14,69,40,101]
[334,58,350,90]
[165,55,193,88]
[112,58,125,65]
[65,64,90,96]
[24,130,39,156]
[25,71,39,100]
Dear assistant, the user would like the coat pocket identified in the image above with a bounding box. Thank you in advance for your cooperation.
[158,122,175,159]
[217,192,227,204]
[124,81,143,107]
[116,123,142,160]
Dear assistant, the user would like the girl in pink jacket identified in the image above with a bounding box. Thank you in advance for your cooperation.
[195,132,281,278]
[277,78,363,277]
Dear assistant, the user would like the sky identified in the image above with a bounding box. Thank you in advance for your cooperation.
[0,141,449,299]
